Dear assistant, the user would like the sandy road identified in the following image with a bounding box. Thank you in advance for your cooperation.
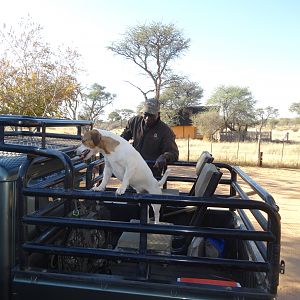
[241,167,300,300]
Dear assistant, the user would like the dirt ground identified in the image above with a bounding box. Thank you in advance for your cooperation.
[168,166,300,299]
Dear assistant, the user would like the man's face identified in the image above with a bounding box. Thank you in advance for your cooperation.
[143,112,158,127]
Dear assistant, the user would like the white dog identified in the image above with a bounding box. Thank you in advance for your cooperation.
[76,128,170,223]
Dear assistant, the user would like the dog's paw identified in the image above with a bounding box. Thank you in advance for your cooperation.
[91,185,105,192]
[115,187,126,195]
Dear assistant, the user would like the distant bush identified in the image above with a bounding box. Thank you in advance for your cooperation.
[276,117,300,127]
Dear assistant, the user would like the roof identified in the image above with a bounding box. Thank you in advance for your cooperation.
[175,106,210,126]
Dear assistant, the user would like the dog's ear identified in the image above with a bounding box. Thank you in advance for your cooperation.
[90,129,101,146]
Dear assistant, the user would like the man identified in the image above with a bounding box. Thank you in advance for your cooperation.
[121,98,179,177]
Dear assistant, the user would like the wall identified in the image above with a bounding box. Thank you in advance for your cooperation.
[171,125,197,139]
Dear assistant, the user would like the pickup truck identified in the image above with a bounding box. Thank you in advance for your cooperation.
[0,115,284,300]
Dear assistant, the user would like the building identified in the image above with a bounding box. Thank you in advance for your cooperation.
[171,106,209,139]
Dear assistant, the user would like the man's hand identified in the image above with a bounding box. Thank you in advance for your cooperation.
[153,154,167,169]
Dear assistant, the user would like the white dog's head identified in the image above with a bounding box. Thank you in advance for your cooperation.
[76,129,120,160]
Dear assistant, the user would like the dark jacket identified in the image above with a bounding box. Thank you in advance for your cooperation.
[121,115,179,163]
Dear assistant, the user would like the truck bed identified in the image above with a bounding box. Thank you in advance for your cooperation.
[0,116,283,300]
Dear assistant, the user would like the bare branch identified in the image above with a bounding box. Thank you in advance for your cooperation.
[124,80,155,100]
[108,21,190,100]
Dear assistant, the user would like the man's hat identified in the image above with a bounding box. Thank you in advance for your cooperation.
[143,98,160,115]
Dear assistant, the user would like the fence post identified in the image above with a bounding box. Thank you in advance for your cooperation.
[259,152,263,167]
[187,135,190,162]
[257,132,262,166]
[237,132,240,160]
[281,140,285,162]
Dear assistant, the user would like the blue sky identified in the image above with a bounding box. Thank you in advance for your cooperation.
[1,0,299,118]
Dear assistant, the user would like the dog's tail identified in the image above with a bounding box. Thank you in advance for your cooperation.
[158,168,171,188]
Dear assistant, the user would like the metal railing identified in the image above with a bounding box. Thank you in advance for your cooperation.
[0,116,282,299]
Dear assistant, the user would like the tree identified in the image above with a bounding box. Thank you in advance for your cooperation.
[59,84,85,119]
[108,21,190,100]
[289,102,300,116]
[79,83,116,124]
[267,118,279,130]
[192,110,223,140]
[108,111,121,122]
[159,79,203,126]
[0,16,83,117]
[116,108,135,121]
[207,85,256,132]
[255,106,279,166]
[108,108,134,127]
[135,102,144,115]
[256,106,279,133]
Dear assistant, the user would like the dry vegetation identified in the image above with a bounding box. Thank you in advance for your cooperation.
[177,139,300,168]
[51,125,300,168]
[47,127,79,135]
[177,127,300,168]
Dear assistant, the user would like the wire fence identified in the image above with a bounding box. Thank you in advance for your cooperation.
[177,138,300,168]
[214,151,300,168]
